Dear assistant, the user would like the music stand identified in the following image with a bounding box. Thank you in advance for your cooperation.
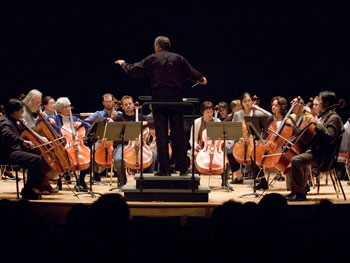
[71,120,102,198]
[239,116,268,198]
[206,122,242,192]
[105,121,141,191]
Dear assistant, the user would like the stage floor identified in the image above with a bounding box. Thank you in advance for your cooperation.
[1,171,350,227]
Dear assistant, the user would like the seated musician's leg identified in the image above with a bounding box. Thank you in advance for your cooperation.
[113,144,126,185]
[8,150,42,200]
[286,151,318,201]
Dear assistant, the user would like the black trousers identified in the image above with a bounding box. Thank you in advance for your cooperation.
[2,150,42,189]
[152,86,188,173]
[290,151,319,194]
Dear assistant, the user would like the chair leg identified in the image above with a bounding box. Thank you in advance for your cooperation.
[329,170,339,198]
[15,167,20,199]
[316,175,320,194]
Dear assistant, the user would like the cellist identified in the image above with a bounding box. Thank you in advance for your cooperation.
[83,93,121,182]
[46,97,91,190]
[111,95,157,186]
[0,99,42,200]
[189,101,216,158]
[283,97,313,191]
[285,91,344,201]
[254,96,294,190]
[21,90,59,194]
[228,92,272,184]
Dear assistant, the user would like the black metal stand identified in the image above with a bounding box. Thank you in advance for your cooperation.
[205,122,242,192]
[211,130,233,192]
[239,134,261,198]
[74,132,101,198]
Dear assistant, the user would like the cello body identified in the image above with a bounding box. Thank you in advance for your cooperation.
[61,123,91,171]
[20,120,61,173]
[123,126,153,170]
[35,118,73,173]
[254,120,294,169]
[94,139,114,168]
[195,129,226,175]
[233,121,254,164]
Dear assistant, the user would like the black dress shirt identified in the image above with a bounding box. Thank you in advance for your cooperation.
[121,50,204,88]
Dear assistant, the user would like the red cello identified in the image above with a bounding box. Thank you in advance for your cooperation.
[253,97,300,169]
[61,108,90,171]
[195,106,227,175]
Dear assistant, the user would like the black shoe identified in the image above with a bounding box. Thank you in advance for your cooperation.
[154,171,171,176]
[254,178,268,190]
[231,178,243,184]
[93,173,101,182]
[3,170,15,179]
[285,193,306,201]
[179,169,192,176]
[305,184,310,193]
[20,188,42,200]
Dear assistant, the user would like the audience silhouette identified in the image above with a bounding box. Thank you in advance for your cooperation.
[0,193,349,262]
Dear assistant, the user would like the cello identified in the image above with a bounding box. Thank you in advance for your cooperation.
[253,97,300,169]
[195,106,227,175]
[94,121,114,168]
[94,100,120,168]
[122,102,153,170]
[35,111,73,174]
[232,95,259,165]
[19,119,61,173]
[276,99,345,174]
[61,107,91,171]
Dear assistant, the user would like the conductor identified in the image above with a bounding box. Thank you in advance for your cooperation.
[115,36,207,176]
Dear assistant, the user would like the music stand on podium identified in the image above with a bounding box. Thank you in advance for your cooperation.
[206,122,242,192]
[102,121,141,191]
[239,116,268,198]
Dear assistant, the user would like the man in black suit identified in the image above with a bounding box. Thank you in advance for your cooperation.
[0,99,42,200]
[115,36,207,176]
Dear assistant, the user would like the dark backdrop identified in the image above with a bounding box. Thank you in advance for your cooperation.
[1,0,349,120]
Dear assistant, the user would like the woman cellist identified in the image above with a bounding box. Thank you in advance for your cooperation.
[228,92,272,183]
[111,95,157,186]
[189,101,215,163]
[190,101,225,175]
[46,97,91,191]
[254,96,295,190]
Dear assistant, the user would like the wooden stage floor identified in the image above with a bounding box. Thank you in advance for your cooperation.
[1,171,350,227]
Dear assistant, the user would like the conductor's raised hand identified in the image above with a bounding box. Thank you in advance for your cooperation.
[115,60,125,65]
[199,77,207,85]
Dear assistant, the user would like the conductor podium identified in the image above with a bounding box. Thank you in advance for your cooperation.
[119,100,211,202]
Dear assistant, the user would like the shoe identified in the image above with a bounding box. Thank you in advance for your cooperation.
[154,171,171,176]
[3,170,14,179]
[277,176,285,182]
[285,193,307,201]
[254,178,268,190]
[20,188,42,200]
[179,169,192,176]
[93,173,101,182]
[74,184,88,192]
[231,178,243,184]
[305,184,310,193]
[44,185,59,194]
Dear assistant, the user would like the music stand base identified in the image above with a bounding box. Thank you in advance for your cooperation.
[239,191,261,198]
